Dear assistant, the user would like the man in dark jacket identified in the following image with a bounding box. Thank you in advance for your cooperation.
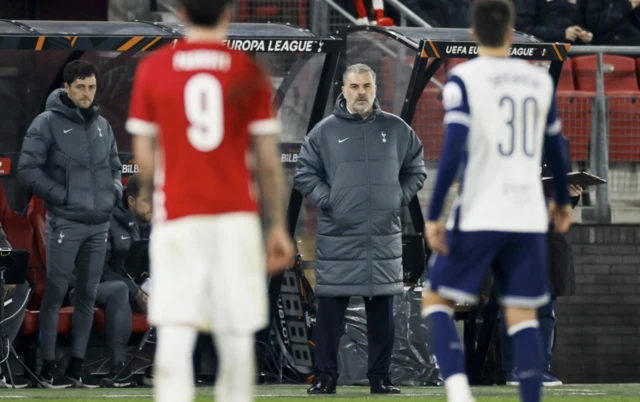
[69,174,151,387]
[514,0,594,44]
[581,0,640,45]
[17,60,122,388]
[0,223,32,388]
[294,63,427,394]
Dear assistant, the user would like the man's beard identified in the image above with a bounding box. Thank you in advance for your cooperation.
[134,210,151,224]
[353,100,371,112]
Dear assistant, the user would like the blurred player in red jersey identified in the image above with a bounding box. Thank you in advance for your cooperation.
[126,1,294,401]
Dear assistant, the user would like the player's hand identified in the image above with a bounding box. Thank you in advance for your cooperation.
[4,284,15,300]
[265,226,295,275]
[548,201,573,233]
[565,26,582,42]
[569,184,583,197]
[136,290,148,313]
[630,0,640,9]
[425,221,449,256]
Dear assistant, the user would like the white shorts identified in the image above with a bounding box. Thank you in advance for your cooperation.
[148,212,268,334]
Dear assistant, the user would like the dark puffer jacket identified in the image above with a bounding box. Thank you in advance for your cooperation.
[101,197,147,302]
[294,94,426,298]
[18,89,122,224]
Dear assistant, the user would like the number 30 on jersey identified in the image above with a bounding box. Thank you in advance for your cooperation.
[498,96,539,158]
[184,73,224,152]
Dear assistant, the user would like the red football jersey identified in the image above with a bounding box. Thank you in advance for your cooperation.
[126,40,280,222]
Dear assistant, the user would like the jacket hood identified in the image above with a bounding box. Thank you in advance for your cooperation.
[112,197,135,229]
[45,88,100,123]
[332,93,381,122]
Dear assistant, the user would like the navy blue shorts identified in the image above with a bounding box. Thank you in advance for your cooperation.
[427,231,550,308]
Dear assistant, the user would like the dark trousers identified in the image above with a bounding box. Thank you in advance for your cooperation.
[499,297,556,372]
[72,281,133,367]
[313,295,394,382]
[41,214,108,361]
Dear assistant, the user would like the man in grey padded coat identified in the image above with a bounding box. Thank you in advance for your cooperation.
[17,60,122,388]
[294,63,427,395]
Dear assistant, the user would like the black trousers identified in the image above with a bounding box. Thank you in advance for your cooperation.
[313,295,394,382]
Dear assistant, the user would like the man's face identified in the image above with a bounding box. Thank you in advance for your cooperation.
[64,75,97,109]
[128,193,153,223]
[342,72,376,116]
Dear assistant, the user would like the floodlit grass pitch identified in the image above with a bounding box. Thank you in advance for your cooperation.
[0,384,638,401]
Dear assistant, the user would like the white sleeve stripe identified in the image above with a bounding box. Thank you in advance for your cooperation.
[444,111,470,127]
[546,120,562,136]
[126,118,158,137]
[250,118,281,136]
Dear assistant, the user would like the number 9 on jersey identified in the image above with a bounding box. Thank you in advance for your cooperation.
[185,73,224,152]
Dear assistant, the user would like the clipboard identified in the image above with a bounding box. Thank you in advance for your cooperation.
[0,249,29,285]
[542,171,607,187]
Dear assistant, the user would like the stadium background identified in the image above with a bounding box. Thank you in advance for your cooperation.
[0,0,639,388]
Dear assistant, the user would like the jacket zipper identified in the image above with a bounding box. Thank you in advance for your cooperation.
[363,124,372,299]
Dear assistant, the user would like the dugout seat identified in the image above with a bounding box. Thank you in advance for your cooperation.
[0,182,39,298]
[20,196,76,336]
[25,196,46,311]
[573,56,640,162]
[573,55,639,94]
[607,96,640,162]
[556,61,594,163]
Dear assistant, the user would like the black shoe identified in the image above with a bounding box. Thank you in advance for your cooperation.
[39,363,73,389]
[370,378,401,394]
[307,375,336,394]
[65,361,100,389]
[103,363,135,388]
[0,374,32,389]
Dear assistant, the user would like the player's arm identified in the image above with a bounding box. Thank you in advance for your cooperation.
[427,76,470,223]
[425,76,469,255]
[543,94,572,232]
[126,60,158,191]
[249,61,294,274]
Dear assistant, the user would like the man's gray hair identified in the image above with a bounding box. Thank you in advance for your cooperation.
[343,63,377,85]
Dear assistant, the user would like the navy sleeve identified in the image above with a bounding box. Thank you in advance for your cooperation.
[543,95,571,206]
[427,75,470,222]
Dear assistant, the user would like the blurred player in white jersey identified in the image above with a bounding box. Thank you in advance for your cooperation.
[422,1,572,402]
[127,1,295,402]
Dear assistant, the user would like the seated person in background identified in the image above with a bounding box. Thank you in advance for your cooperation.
[581,0,640,45]
[69,174,152,387]
[0,223,32,388]
[515,0,593,44]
